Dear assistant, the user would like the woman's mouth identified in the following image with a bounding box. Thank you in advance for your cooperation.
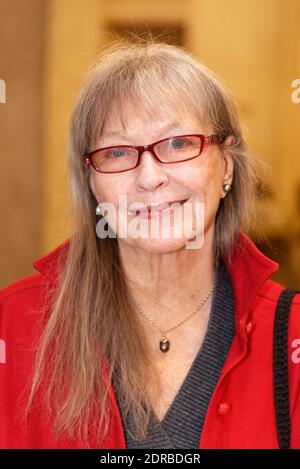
[132,199,189,219]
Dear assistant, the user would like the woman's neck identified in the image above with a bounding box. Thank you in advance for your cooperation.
[118,230,216,328]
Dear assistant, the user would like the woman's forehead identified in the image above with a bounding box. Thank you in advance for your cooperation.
[99,106,208,141]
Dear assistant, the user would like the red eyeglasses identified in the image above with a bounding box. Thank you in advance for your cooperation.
[84,133,223,174]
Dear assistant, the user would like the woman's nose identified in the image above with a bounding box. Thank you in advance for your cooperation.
[134,150,169,190]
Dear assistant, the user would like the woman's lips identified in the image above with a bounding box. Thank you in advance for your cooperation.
[134,199,189,219]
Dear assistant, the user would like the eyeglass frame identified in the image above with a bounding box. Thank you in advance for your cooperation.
[84,133,224,174]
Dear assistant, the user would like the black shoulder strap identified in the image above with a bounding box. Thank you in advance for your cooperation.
[273,288,299,449]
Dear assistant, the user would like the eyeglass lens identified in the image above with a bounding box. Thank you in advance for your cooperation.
[91,135,202,172]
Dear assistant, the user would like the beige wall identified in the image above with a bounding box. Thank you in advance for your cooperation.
[41,0,102,251]
[0,0,45,287]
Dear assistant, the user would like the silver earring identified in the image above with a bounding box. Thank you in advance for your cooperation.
[95,203,110,234]
[95,204,102,216]
[222,183,231,197]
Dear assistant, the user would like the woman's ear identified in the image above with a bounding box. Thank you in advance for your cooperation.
[222,135,234,184]
[223,135,235,147]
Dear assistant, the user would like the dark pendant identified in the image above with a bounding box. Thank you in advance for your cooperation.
[159,337,170,353]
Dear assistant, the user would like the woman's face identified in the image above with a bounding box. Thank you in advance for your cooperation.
[89,106,233,254]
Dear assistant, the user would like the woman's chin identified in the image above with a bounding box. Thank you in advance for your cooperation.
[120,234,195,254]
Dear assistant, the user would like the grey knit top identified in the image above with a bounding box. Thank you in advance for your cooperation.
[113,260,235,449]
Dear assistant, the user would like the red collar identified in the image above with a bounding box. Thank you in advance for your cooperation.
[33,238,70,283]
[224,232,278,332]
[33,231,278,330]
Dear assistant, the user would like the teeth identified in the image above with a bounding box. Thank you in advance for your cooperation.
[138,200,186,214]
[130,199,187,215]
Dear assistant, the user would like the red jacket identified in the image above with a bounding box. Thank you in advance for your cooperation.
[0,231,300,449]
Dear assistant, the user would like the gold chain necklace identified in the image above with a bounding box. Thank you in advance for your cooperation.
[134,286,215,353]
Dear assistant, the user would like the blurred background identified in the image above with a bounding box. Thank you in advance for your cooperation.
[0,0,299,288]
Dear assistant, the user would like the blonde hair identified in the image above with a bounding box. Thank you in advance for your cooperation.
[25,36,259,447]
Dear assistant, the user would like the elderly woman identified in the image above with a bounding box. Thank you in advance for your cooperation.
[0,39,299,450]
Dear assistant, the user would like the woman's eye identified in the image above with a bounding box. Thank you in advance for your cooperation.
[107,148,126,158]
[171,138,192,149]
